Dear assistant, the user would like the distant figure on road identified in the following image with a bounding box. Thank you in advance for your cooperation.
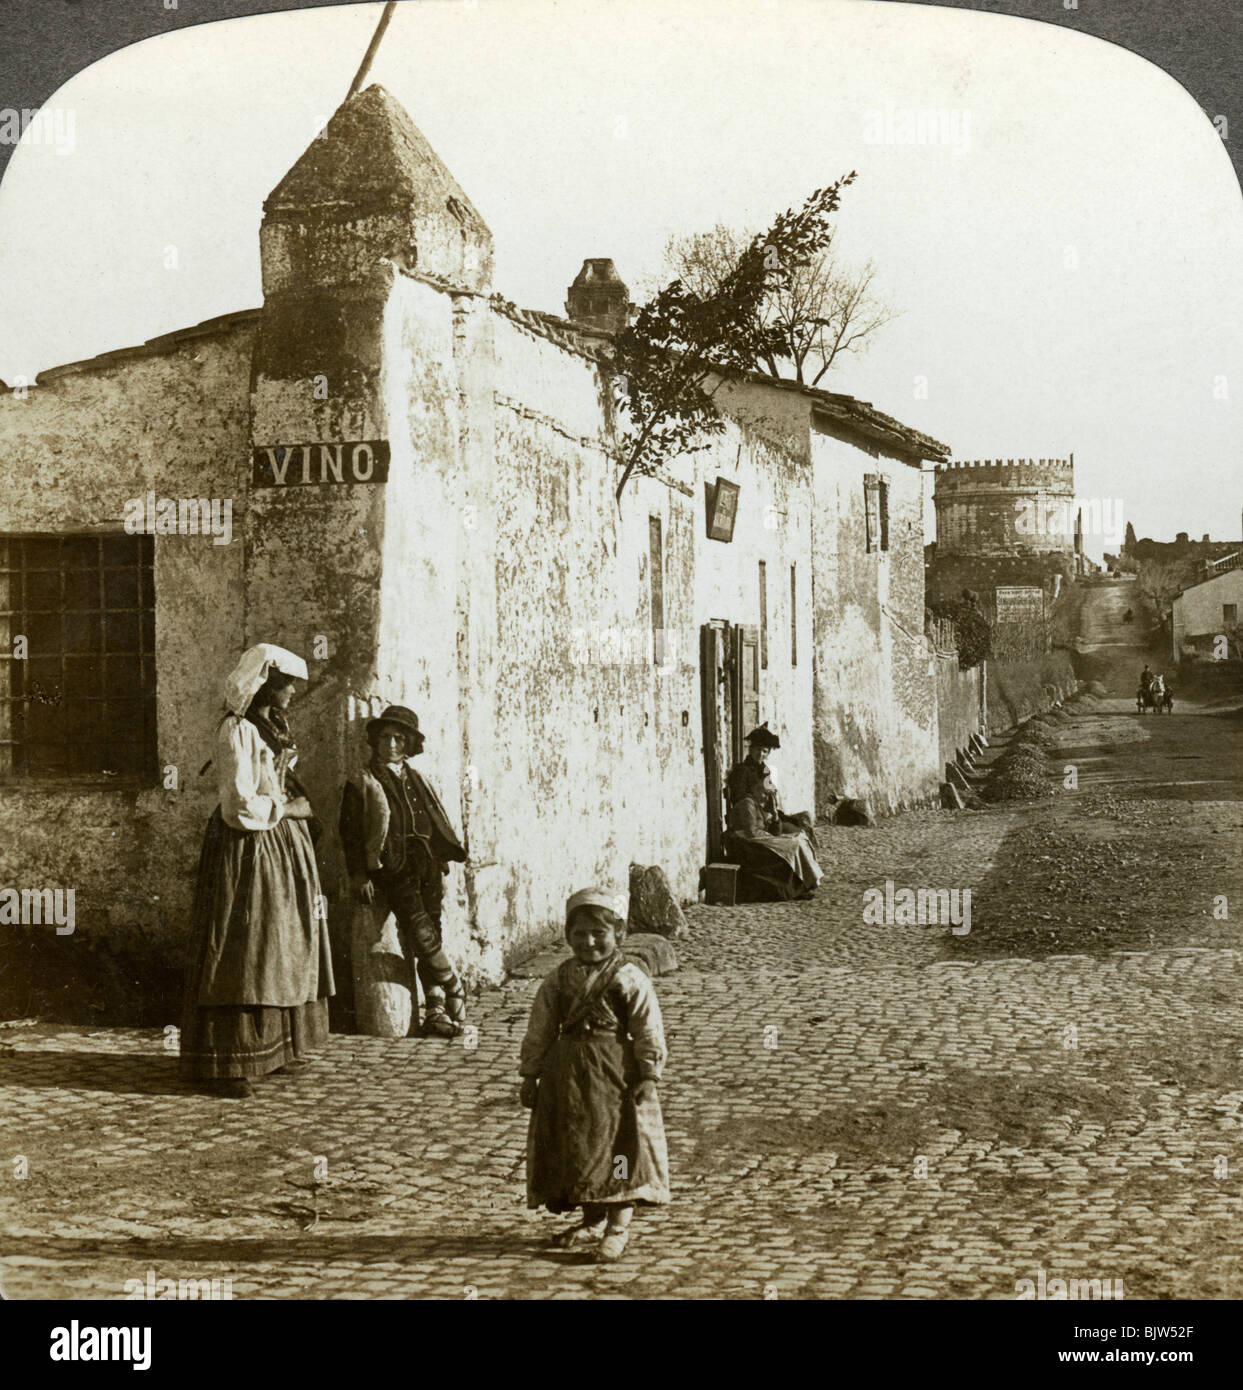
[1139,665,1154,693]
[1122,607,1133,623]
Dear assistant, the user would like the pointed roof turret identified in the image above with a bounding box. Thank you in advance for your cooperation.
[262,84,492,293]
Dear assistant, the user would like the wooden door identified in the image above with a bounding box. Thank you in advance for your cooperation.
[699,622,727,863]
[730,623,760,767]
[701,621,760,863]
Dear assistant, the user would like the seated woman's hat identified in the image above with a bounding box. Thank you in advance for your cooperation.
[745,721,780,749]
[366,704,423,742]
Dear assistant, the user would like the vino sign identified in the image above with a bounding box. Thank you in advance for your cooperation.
[252,441,390,488]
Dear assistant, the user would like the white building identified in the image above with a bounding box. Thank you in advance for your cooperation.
[1172,562,1243,662]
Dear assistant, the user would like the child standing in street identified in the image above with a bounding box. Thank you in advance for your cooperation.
[519,887,670,1262]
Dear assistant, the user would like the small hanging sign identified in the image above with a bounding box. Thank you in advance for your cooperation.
[252,441,390,488]
[705,476,740,542]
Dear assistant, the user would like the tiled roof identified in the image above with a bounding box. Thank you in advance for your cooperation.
[10,309,261,389]
[740,373,951,463]
[487,296,947,463]
[487,295,612,363]
[7,285,950,466]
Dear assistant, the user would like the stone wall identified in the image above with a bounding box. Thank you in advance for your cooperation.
[0,321,253,958]
[925,551,1073,608]
[435,304,815,970]
[934,650,984,775]
[710,377,945,816]
[987,650,1078,735]
[807,430,941,814]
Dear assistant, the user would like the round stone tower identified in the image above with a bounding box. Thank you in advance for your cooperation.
[933,456,1075,556]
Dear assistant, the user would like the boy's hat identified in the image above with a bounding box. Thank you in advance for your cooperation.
[745,721,780,749]
[366,705,422,742]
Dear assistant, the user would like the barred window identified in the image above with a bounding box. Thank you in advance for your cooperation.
[0,534,156,780]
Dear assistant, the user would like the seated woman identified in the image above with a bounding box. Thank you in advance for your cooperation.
[723,723,822,902]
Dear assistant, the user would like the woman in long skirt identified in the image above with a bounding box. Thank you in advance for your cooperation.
[179,643,335,1098]
[519,887,670,1262]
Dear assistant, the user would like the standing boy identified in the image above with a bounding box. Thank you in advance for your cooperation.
[339,705,468,1037]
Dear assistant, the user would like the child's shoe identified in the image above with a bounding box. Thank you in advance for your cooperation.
[595,1228,629,1262]
[551,1219,606,1250]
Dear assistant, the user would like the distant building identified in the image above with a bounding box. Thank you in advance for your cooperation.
[1172,560,1243,663]
[934,456,1075,557]
[927,456,1077,610]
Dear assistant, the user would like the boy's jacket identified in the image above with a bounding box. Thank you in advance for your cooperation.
[339,761,467,878]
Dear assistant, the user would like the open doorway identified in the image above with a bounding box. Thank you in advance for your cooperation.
[698,620,759,862]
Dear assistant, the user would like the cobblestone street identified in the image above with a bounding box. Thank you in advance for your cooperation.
[4,697,1243,1301]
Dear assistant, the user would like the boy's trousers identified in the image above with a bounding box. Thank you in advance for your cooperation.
[375,857,458,998]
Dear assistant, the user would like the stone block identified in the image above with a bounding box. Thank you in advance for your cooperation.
[628,863,689,938]
[351,900,417,1038]
[941,782,965,810]
[834,797,875,826]
[623,932,679,977]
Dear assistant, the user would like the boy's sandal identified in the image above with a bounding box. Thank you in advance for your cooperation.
[422,1010,463,1038]
[595,1229,629,1262]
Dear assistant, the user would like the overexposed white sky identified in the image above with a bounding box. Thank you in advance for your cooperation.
[1,0,1239,550]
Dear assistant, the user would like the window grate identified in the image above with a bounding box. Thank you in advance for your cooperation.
[0,534,157,780]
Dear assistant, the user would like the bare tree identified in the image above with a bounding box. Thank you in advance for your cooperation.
[1135,559,1185,620]
[613,177,861,499]
[648,219,897,386]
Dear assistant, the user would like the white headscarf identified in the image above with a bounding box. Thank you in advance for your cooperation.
[564,886,627,930]
[222,643,309,716]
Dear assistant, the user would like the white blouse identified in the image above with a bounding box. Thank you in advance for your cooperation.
[217,715,287,832]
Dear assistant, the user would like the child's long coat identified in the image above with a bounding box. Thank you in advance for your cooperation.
[520,953,670,1211]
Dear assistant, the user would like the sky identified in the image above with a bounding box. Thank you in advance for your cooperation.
[0,0,1240,553]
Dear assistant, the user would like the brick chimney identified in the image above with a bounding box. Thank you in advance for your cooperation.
[565,258,630,333]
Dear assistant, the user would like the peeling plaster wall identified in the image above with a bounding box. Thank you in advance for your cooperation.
[690,430,816,816]
[0,328,253,952]
[437,309,816,966]
[809,430,941,814]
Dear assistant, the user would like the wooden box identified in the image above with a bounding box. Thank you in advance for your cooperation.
[703,862,739,906]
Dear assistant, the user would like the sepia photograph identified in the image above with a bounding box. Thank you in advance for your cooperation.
[0,0,1240,1340]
